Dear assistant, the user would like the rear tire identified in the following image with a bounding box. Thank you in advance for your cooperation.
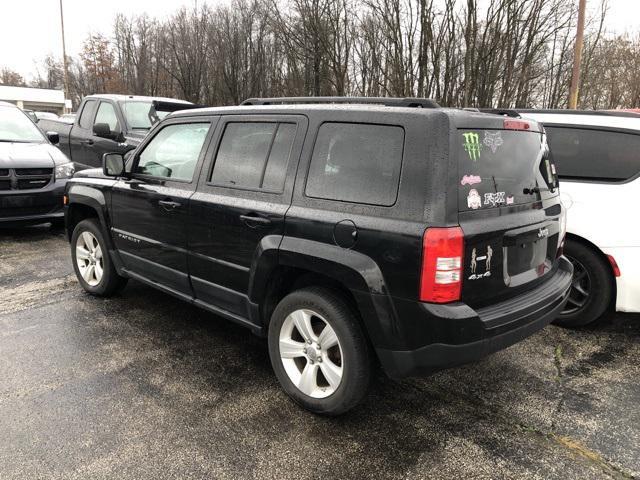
[554,239,613,328]
[71,218,128,296]
[268,287,372,415]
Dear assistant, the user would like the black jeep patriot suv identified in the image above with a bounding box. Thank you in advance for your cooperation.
[64,97,572,414]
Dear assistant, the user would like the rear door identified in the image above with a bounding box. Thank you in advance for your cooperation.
[187,115,306,318]
[110,118,215,296]
[456,124,563,307]
[71,99,97,168]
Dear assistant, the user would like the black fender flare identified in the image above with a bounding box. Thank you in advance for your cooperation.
[249,236,401,348]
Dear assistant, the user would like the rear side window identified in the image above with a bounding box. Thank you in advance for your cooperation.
[306,123,404,206]
[78,100,97,129]
[545,126,640,182]
[210,122,296,192]
[458,129,557,211]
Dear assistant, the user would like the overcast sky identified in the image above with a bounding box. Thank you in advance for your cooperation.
[1,0,638,82]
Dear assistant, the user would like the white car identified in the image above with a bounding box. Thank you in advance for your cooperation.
[518,110,640,326]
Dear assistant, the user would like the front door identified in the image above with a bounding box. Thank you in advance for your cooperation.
[110,118,215,297]
[89,100,127,167]
[188,115,307,318]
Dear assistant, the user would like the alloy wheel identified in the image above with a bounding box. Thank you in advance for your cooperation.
[278,309,344,398]
[562,255,592,315]
[75,231,104,287]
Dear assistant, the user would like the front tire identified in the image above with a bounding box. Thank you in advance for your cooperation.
[268,287,372,415]
[554,239,613,327]
[71,218,127,296]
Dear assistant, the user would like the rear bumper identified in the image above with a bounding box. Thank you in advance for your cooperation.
[377,256,573,378]
[0,179,67,226]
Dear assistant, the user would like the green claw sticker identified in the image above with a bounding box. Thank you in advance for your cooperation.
[463,132,482,161]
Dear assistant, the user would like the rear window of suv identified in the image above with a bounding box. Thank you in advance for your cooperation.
[306,122,404,206]
[544,126,640,182]
[458,129,558,211]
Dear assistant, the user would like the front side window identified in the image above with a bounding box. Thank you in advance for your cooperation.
[135,123,210,181]
[545,126,640,182]
[306,122,405,206]
[210,122,296,192]
[94,102,120,132]
[0,106,46,143]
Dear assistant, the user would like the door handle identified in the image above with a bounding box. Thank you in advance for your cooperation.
[82,139,94,146]
[158,200,182,211]
[239,214,272,227]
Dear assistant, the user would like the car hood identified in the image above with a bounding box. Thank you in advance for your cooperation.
[0,142,70,169]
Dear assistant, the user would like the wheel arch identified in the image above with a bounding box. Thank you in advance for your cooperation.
[565,232,617,309]
[248,237,397,350]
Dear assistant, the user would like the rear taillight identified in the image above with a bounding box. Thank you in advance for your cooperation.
[420,227,464,303]
[504,119,531,131]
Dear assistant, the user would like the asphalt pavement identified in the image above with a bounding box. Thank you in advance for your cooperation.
[1,224,638,479]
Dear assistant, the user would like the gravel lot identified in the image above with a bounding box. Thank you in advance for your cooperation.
[1,224,638,479]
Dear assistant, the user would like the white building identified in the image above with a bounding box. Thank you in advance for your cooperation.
[0,85,71,114]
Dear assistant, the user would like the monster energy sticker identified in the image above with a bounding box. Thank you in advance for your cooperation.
[469,245,493,280]
[463,132,482,161]
[467,189,482,210]
[483,131,504,153]
[484,192,506,207]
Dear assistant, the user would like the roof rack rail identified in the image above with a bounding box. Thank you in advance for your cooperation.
[478,108,521,118]
[241,96,440,108]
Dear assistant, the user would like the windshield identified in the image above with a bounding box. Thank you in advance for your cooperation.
[0,107,46,143]
[119,101,170,130]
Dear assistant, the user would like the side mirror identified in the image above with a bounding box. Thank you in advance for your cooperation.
[93,123,118,140]
[103,153,126,177]
[46,131,59,144]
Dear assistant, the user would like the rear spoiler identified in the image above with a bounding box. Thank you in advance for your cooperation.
[152,100,207,113]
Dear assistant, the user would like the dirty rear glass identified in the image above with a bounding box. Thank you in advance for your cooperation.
[458,129,558,211]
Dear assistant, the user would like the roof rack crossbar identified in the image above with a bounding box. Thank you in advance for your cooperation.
[241,96,440,109]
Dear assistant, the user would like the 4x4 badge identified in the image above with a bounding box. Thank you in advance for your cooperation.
[462,132,482,161]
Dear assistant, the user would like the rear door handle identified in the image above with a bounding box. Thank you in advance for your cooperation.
[82,139,94,146]
[239,214,272,227]
[158,200,182,211]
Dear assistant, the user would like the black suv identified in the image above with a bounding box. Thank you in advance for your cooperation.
[64,97,572,414]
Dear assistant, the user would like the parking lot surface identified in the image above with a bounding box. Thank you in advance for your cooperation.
[1,225,638,479]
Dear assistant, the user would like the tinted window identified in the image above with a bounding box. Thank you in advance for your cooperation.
[94,102,120,132]
[457,129,558,211]
[306,123,404,206]
[78,100,97,129]
[136,123,210,181]
[211,122,296,192]
[545,126,640,181]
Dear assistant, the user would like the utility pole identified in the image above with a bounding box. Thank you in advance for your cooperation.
[568,0,587,109]
[59,0,70,112]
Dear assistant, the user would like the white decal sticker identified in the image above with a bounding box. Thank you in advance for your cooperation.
[467,189,482,210]
[483,131,504,153]
[506,195,515,205]
[484,192,506,207]
[469,246,493,280]
[551,164,557,175]
[461,175,481,186]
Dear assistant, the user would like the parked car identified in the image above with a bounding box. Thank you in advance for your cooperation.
[64,97,572,414]
[517,109,640,326]
[0,101,74,226]
[38,94,195,170]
